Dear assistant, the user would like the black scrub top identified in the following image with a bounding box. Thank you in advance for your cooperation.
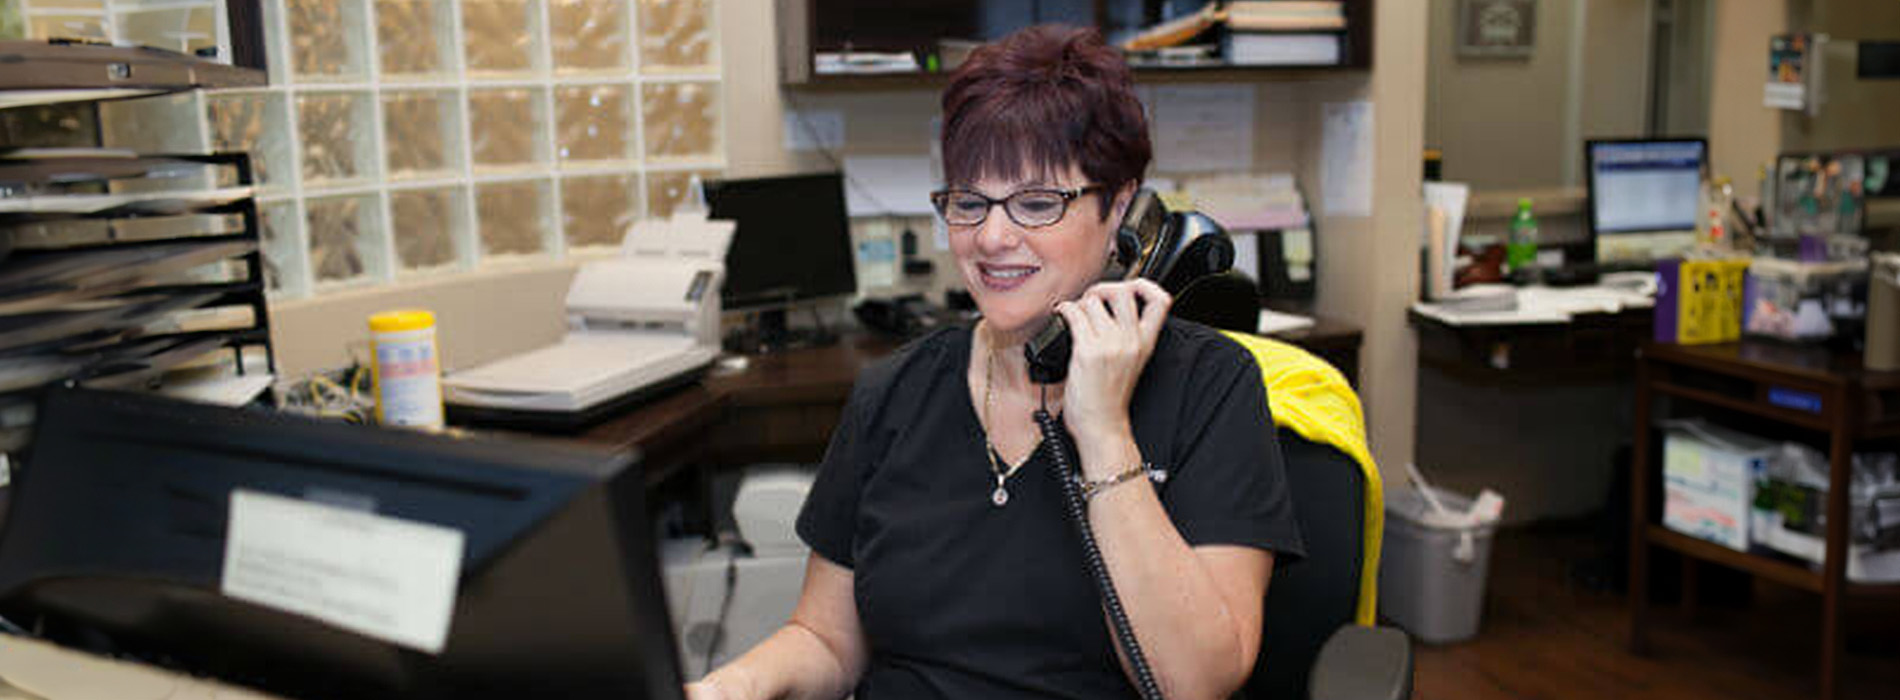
[795,318,1304,700]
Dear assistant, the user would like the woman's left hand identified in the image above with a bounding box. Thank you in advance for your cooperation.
[1052,278,1172,457]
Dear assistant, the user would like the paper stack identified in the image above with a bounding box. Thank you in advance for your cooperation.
[1222,1,1346,66]
[1181,174,1309,232]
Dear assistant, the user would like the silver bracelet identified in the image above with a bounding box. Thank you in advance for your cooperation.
[1077,462,1164,500]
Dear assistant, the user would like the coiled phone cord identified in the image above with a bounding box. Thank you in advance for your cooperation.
[1034,405,1166,700]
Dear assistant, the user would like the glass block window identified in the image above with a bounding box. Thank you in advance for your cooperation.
[60,0,724,299]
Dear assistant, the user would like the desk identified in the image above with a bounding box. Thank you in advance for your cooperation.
[1408,303,1655,522]
[579,322,1362,488]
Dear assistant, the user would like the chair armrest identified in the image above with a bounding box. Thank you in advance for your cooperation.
[1308,625,1413,700]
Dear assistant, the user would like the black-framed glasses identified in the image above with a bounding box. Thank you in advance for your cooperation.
[929,186,1106,228]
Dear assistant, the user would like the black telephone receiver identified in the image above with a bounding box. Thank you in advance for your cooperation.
[1023,188,1238,384]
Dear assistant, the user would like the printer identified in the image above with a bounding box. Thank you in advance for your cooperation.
[444,214,734,427]
[663,467,816,678]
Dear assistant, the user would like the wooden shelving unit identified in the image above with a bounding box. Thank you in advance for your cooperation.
[1628,340,1900,700]
[775,0,1375,89]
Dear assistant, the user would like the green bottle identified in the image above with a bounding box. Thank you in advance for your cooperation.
[1507,197,1540,280]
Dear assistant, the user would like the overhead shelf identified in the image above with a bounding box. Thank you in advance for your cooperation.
[789,63,1369,91]
[776,0,1375,88]
[0,40,265,110]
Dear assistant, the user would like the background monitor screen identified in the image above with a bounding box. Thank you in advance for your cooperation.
[706,172,860,311]
[1588,140,1706,234]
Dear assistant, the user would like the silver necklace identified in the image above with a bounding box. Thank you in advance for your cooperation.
[981,338,1033,507]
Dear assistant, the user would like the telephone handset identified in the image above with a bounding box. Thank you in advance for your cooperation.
[1022,190,1235,700]
[1023,188,1238,383]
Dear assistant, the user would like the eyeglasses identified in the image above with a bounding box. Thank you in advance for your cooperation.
[929,186,1106,228]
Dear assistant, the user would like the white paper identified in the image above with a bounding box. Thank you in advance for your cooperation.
[783,109,844,151]
[221,490,465,654]
[1283,228,1314,263]
[1422,182,1470,299]
[1321,101,1373,217]
[1151,85,1255,173]
[1258,308,1316,335]
[855,237,898,289]
[1764,82,1805,110]
[1230,230,1260,282]
[842,155,937,217]
[1184,173,1308,230]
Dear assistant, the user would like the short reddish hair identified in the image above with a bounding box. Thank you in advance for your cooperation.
[941,25,1151,219]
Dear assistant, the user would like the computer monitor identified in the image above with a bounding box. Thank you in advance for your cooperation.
[1585,138,1708,265]
[0,388,686,700]
[705,172,859,312]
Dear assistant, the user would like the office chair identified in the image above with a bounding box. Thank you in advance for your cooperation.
[1173,274,1414,700]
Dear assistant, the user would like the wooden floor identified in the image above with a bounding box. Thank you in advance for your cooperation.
[1411,524,1900,700]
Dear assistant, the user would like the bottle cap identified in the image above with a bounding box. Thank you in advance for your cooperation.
[369,309,436,333]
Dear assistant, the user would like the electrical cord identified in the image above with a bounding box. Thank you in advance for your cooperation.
[1034,403,1166,700]
[704,547,737,678]
[702,535,752,678]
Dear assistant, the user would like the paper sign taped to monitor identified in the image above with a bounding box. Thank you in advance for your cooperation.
[221,489,465,654]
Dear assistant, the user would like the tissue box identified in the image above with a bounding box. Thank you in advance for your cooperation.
[1662,421,1774,551]
[1655,258,1750,345]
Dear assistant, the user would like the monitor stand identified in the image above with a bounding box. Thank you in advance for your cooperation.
[724,308,838,355]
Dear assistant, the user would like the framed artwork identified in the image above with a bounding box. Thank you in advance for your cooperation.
[1459,0,1537,58]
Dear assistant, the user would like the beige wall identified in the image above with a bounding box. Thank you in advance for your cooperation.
[1346,0,1429,477]
[1708,0,1787,184]
[1781,0,1900,153]
[1707,0,1900,185]
[1426,0,1654,190]
[1581,0,1659,140]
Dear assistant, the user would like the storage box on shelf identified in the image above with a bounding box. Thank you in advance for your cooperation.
[1743,257,1869,343]
[1661,419,1776,552]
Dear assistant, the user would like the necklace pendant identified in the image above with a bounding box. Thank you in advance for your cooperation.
[991,484,1010,507]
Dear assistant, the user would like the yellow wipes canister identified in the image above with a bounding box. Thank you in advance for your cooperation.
[369,309,443,429]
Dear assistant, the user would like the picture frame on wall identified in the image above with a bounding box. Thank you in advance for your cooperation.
[1458,0,1537,58]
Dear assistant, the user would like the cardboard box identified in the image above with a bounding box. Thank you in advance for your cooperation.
[1662,420,1775,551]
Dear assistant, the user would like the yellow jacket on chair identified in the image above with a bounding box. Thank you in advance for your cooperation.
[1221,331,1384,626]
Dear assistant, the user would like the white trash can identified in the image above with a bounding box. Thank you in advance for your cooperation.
[1378,485,1498,644]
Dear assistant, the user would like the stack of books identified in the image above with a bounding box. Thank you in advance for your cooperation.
[1222,1,1346,66]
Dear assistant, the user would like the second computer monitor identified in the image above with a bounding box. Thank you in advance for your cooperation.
[705,172,860,312]
[1585,138,1707,265]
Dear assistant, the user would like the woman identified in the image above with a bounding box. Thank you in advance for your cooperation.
[690,25,1302,700]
